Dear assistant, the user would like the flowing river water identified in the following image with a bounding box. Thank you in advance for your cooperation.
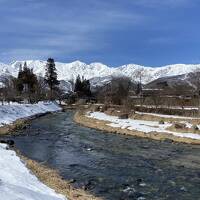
[3,111,200,200]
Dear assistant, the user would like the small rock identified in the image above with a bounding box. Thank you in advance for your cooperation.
[139,182,146,187]
[136,178,143,185]
[137,197,146,200]
[168,180,176,187]
[68,179,76,184]
[122,186,136,194]
[180,186,187,192]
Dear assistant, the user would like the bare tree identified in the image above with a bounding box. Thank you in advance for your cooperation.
[97,76,134,105]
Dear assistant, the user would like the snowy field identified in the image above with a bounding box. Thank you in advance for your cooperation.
[87,112,200,140]
[0,143,66,200]
[0,101,62,127]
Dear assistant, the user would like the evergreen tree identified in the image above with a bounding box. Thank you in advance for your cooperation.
[15,62,38,102]
[74,75,82,93]
[74,75,91,97]
[136,82,142,95]
[44,58,60,99]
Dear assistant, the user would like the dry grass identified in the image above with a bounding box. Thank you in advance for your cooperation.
[167,124,200,135]
[0,119,28,135]
[18,153,102,200]
[74,110,200,145]
[131,112,200,124]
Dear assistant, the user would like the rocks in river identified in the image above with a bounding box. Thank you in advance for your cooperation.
[141,145,149,149]
[69,164,79,168]
[136,178,143,185]
[0,140,15,146]
[139,182,146,187]
[168,180,176,187]
[136,178,146,187]
[74,179,95,191]
[122,186,136,196]
[122,186,145,199]
[164,138,174,143]
[137,197,146,200]
[180,186,187,192]
[68,179,76,184]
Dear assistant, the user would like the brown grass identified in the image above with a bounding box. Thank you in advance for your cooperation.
[130,112,200,124]
[74,110,200,145]
[0,119,29,135]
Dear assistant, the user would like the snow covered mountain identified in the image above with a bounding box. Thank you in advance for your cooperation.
[1,60,200,91]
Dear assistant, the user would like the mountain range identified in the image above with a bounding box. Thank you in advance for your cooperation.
[0,60,200,92]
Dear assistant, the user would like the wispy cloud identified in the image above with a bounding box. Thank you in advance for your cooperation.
[0,0,149,63]
[0,49,58,62]
[133,0,193,8]
[0,0,199,66]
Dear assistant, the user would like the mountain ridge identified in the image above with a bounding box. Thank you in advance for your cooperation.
[0,60,200,85]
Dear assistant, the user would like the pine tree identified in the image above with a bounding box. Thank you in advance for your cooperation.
[74,75,82,93]
[44,58,60,99]
[15,62,38,102]
[74,75,91,97]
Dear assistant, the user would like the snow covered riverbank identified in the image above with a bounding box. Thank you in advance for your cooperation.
[0,102,67,200]
[0,143,66,200]
[87,112,200,140]
[0,101,62,127]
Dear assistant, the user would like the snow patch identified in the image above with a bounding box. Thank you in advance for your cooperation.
[87,112,200,140]
[0,101,62,127]
[0,144,66,200]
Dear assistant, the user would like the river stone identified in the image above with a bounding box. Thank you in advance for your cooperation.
[180,186,187,192]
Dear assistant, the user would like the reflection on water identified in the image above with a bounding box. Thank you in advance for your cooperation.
[3,111,200,200]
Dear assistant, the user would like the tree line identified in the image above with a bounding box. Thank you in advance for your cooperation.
[0,58,93,104]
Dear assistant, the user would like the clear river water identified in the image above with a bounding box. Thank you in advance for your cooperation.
[3,111,200,200]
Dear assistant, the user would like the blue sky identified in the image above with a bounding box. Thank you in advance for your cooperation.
[0,0,199,66]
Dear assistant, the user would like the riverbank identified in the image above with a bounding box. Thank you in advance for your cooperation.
[0,102,67,200]
[16,150,102,200]
[0,143,66,200]
[0,101,62,135]
[74,110,200,145]
[0,102,102,200]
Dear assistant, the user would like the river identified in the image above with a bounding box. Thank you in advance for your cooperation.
[3,111,200,200]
